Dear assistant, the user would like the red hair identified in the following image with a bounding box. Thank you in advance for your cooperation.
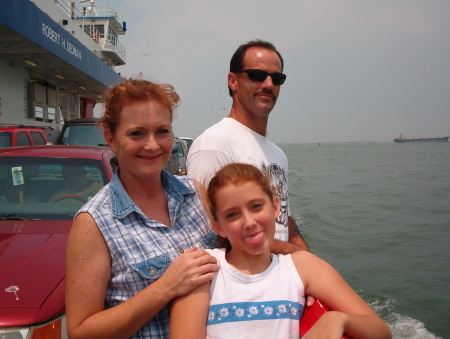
[101,79,180,135]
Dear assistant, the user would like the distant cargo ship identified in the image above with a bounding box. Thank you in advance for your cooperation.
[394,134,449,143]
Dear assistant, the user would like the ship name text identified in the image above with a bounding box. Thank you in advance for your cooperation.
[42,23,82,60]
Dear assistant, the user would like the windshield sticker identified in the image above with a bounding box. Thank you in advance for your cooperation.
[11,167,24,186]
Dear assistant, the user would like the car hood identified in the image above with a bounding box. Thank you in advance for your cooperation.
[0,220,71,326]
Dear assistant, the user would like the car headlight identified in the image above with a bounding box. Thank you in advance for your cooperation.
[0,327,28,339]
[0,315,66,339]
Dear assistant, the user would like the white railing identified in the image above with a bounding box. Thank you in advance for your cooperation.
[53,0,126,63]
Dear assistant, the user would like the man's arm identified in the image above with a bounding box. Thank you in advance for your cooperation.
[288,216,309,251]
[270,216,309,254]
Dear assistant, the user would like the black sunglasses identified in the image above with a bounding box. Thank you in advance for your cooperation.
[236,69,287,85]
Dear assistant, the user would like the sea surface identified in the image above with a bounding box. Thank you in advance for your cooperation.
[279,142,449,339]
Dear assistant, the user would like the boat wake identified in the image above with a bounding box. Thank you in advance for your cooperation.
[368,298,442,339]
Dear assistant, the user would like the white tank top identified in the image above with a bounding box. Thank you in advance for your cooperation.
[206,248,305,339]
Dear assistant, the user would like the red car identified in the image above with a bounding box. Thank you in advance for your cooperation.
[0,145,116,338]
[0,125,59,148]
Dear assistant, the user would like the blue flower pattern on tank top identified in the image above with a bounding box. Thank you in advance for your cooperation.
[207,300,303,325]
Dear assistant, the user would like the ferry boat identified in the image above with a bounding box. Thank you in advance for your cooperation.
[394,134,449,143]
[0,0,127,130]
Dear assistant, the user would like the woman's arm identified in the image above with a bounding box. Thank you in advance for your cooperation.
[170,282,210,339]
[66,212,219,339]
[292,251,391,339]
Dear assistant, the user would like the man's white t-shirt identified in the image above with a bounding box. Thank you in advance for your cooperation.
[187,118,290,241]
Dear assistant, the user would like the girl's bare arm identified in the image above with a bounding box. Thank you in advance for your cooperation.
[292,251,391,339]
[170,282,210,339]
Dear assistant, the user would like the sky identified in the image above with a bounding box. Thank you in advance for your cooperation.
[101,0,449,143]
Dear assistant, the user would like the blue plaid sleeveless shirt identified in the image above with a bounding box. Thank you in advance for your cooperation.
[77,169,218,338]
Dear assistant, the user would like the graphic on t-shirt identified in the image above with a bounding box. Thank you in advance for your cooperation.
[261,162,288,227]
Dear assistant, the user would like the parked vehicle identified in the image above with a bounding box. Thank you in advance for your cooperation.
[55,118,106,147]
[179,137,193,150]
[175,137,189,176]
[0,145,117,338]
[0,125,58,148]
[166,141,181,176]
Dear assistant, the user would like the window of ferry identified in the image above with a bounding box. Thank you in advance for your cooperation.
[95,24,105,38]
[47,106,56,122]
[107,26,118,45]
[34,105,44,121]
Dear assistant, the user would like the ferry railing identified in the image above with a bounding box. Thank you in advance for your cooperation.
[54,1,126,64]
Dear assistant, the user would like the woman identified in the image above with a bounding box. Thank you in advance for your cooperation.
[170,163,391,339]
[66,79,219,339]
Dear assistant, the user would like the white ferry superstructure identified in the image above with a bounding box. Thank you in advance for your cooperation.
[0,0,127,129]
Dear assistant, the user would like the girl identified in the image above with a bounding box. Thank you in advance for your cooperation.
[170,163,391,339]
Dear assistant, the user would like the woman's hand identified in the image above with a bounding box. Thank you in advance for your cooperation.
[155,247,219,299]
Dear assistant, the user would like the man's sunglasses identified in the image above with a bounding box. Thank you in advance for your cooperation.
[236,69,287,85]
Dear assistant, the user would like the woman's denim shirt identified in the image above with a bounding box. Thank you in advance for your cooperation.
[77,169,218,338]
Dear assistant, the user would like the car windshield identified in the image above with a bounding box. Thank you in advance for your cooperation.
[0,157,108,220]
[58,125,107,147]
[176,141,186,157]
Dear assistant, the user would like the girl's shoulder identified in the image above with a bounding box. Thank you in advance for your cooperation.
[291,250,316,262]
[291,250,334,270]
[290,251,329,277]
[291,251,342,292]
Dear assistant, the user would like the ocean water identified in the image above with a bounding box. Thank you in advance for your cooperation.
[280,142,450,339]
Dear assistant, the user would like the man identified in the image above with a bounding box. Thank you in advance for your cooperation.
[187,40,309,254]
[51,165,103,202]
